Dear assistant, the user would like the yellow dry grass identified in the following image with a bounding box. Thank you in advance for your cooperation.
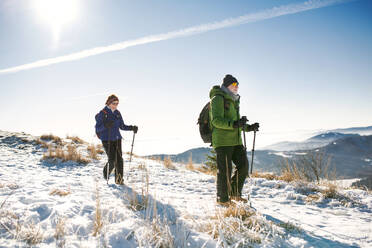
[163,156,176,170]
[43,145,91,164]
[49,188,71,197]
[66,135,85,144]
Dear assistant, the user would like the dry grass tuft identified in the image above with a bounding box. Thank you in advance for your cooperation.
[321,183,338,199]
[185,154,195,171]
[193,203,267,245]
[43,145,91,164]
[87,144,100,160]
[136,214,174,248]
[163,156,176,170]
[128,169,150,211]
[66,135,85,144]
[222,203,256,220]
[93,184,103,237]
[251,172,277,181]
[17,223,44,246]
[40,134,63,145]
[54,217,66,248]
[137,162,147,171]
[278,221,302,232]
[35,138,49,148]
[50,188,71,197]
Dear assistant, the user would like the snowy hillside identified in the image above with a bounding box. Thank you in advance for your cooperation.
[0,131,371,247]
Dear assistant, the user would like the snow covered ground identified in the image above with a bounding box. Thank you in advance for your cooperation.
[0,130,371,247]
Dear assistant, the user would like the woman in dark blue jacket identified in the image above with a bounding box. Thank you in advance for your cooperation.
[95,94,138,184]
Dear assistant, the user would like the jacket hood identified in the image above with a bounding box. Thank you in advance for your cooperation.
[209,85,239,101]
[209,85,228,99]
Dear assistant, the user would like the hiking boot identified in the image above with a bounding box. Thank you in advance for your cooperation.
[115,174,124,185]
[231,196,248,203]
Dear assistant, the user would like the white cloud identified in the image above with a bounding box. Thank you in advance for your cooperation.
[0,0,350,75]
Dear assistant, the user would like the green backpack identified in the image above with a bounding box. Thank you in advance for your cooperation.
[197,94,227,143]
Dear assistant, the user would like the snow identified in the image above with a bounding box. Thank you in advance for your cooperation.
[0,130,371,247]
[269,152,292,158]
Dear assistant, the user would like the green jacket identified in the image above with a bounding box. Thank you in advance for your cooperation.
[209,85,245,148]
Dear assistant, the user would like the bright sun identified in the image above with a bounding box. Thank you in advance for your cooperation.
[32,0,79,42]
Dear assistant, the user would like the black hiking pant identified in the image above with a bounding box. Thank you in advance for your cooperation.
[215,145,249,202]
[102,139,124,184]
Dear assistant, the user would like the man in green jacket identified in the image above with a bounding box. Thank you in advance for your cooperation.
[209,74,259,205]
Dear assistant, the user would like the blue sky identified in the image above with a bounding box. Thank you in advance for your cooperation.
[0,0,371,155]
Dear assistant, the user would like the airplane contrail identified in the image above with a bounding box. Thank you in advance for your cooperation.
[0,0,350,74]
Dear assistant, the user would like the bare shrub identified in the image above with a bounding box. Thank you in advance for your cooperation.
[296,151,333,184]
[163,156,176,170]
[50,188,71,197]
[279,151,334,184]
[279,159,303,182]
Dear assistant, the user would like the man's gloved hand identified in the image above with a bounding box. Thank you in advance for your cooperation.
[250,122,260,131]
[104,120,114,129]
[233,116,248,128]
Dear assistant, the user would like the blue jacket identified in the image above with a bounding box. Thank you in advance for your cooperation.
[95,106,132,141]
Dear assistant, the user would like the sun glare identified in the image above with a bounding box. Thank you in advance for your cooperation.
[32,0,79,42]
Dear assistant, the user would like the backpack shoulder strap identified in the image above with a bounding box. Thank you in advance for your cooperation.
[101,108,109,122]
[213,93,229,110]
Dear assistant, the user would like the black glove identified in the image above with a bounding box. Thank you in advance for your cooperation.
[131,125,138,134]
[104,120,114,129]
[250,122,260,131]
[233,116,248,128]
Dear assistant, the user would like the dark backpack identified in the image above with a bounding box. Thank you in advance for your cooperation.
[95,109,108,139]
[197,94,227,143]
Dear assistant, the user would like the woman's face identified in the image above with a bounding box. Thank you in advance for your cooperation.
[109,101,119,110]
[227,83,239,95]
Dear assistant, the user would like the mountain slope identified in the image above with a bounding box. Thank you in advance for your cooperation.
[264,132,359,151]
[0,130,371,247]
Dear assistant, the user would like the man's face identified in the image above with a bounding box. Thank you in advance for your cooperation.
[227,82,239,94]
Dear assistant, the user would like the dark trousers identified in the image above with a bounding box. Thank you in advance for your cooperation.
[102,139,124,184]
[215,145,249,202]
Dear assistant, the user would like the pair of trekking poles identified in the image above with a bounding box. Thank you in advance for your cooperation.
[106,128,136,184]
[242,120,257,175]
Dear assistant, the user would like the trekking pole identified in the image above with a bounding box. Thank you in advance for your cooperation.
[106,127,112,184]
[250,130,257,175]
[129,131,136,163]
[242,119,249,175]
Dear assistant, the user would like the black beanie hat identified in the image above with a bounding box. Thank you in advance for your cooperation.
[222,74,238,88]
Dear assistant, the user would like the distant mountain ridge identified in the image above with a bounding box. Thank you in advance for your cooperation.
[264,132,359,151]
[146,126,372,179]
